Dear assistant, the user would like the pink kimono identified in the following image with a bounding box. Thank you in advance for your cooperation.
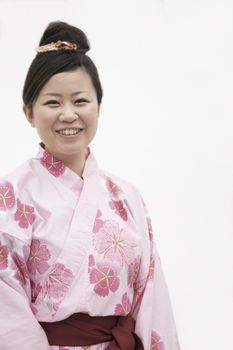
[0,144,180,350]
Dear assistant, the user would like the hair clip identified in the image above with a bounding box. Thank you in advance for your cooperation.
[36,40,78,53]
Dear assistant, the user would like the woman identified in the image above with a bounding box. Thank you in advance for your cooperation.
[0,21,180,349]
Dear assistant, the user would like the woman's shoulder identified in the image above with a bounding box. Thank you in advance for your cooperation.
[0,156,45,206]
[0,159,37,243]
[99,169,144,209]
[100,168,137,192]
[0,159,34,184]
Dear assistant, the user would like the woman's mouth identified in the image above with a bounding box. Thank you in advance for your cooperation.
[56,128,83,136]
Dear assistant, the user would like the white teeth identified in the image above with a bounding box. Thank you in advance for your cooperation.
[58,129,81,135]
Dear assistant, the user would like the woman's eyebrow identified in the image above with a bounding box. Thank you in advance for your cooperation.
[42,91,88,97]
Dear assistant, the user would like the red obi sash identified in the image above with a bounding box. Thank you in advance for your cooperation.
[40,312,144,349]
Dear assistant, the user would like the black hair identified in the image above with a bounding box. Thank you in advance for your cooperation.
[22,21,103,109]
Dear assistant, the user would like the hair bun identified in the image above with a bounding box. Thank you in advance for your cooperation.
[39,21,90,54]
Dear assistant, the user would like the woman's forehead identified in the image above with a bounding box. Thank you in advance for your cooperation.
[40,68,94,95]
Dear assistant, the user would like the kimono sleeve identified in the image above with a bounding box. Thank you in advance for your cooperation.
[131,194,180,350]
[0,231,50,350]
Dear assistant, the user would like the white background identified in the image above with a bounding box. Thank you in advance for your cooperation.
[0,0,233,349]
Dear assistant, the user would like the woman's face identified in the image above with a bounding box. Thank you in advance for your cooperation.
[24,67,100,164]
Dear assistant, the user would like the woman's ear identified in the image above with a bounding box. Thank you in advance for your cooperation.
[23,105,35,127]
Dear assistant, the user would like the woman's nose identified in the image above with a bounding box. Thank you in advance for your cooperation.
[59,105,78,122]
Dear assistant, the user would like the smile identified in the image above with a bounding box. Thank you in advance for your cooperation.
[56,128,83,135]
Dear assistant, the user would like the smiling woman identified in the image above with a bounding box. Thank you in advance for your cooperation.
[0,21,180,350]
[23,69,100,175]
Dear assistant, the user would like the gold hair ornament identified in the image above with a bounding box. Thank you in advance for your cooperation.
[36,40,78,53]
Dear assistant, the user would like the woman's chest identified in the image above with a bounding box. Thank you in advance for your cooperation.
[29,181,143,319]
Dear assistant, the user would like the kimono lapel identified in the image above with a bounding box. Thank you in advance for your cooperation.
[34,147,102,319]
[58,151,101,265]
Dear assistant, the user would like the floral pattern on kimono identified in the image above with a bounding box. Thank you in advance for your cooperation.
[150,329,166,350]
[0,145,180,350]
[114,292,132,315]
[88,254,121,297]
[28,239,51,275]
[92,219,137,266]
[40,149,66,177]
[0,241,9,270]
[0,181,15,210]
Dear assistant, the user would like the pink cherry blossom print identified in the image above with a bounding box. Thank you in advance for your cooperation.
[147,217,153,241]
[0,181,15,211]
[128,256,140,287]
[31,305,38,315]
[40,150,65,177]
[12,252,29,286]
[106,177,123,195]
[134,278,147,297]
[14,199,36,229]
[109,200,128,221]
[31,280,42,303]
[93,220,136,265]
[92,210,104,233]
[89,257,120,297]
[88,254,95,269]
[132,277,147,313]
[0,242,9,270]
[151,329,165,350]
[148,255,155,281]
[46,263,74,300]
[28,239,51,275]
[114,293,132,315]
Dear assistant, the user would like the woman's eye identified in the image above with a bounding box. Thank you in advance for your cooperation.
[45,100,59,105]
[75,99,88,104]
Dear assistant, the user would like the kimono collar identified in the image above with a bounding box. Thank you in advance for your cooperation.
[35,143,99,194]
